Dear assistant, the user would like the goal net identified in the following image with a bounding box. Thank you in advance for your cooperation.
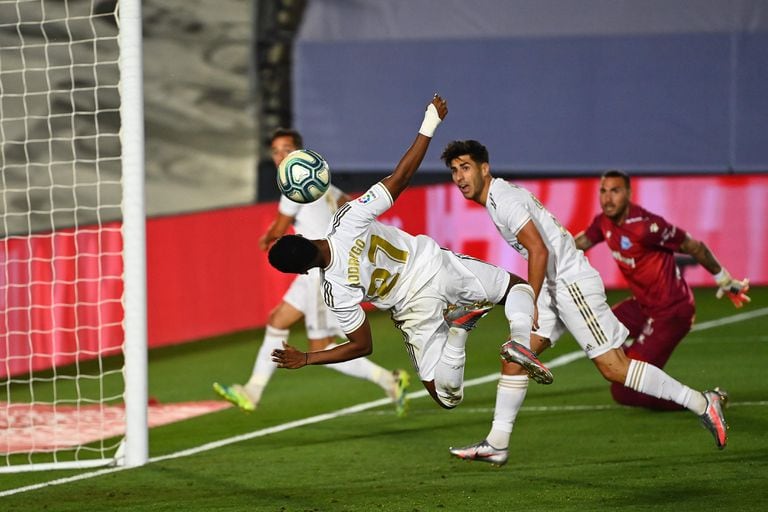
[0,0,146,472]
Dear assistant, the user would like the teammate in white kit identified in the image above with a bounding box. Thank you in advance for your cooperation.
[441,139,729,465]
[269,96,553,411]
[213,128,409,416]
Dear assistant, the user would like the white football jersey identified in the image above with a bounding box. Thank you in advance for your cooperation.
[278,185,344,238]
[322,182,443,333]
[486,178,598,283]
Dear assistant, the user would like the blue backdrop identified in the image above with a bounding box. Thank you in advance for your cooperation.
[293,0,768,175]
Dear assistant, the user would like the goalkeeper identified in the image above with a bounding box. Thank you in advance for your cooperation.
[574,169,750,410]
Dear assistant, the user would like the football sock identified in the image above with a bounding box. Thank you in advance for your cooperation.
[505,284,534,346]
[434,327,469,407]
[324,342,393,390]
[624,359,706,414]
[245,325,289,402]
[486,374,529,449]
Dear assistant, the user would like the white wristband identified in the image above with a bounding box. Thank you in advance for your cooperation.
[418,103,442,137]
[713,268,729,285]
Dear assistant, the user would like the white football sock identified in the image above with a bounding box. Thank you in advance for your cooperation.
[504,284,534,347]
[245,325,289,403]
[324,342,394,391]
[434,327,470,407]
[486,374,529,449]
[624,359,706,414]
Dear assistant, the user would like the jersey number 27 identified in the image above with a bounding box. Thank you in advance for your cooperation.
[367,235,408,299]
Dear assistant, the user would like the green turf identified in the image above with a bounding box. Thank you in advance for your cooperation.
[2,287,767,511]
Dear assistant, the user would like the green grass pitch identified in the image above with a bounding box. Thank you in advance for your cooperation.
[2,287,767,511]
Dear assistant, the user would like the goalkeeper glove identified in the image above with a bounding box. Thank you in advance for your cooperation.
[714,269,751,308]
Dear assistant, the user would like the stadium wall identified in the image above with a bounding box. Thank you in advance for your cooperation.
[294,0,768,175]
[2,174,766,376]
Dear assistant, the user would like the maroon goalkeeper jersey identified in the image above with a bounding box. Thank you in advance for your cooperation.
[584,203,694,314]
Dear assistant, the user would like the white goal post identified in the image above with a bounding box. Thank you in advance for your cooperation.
[0,0,147,472]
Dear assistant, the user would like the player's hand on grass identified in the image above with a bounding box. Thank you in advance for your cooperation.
[714,269,751,308]
[272,342,309,369]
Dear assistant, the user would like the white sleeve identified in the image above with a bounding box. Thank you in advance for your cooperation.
[352,182,393,219]
[332,305,366,334]
[499,201,531,236]
[322,278,366,333]
[277,194,301,217]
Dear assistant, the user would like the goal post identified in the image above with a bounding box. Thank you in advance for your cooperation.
[119,0,148,470]
[0,0,147,472]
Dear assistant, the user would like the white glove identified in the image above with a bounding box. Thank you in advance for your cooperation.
[714,269,751,308]
[418,103,442,137]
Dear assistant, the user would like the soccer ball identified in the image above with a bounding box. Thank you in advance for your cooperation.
[276,149,331,203]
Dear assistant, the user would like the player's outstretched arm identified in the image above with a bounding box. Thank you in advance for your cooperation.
[271,317,374,368]
[680,236,750,307]
[381,94,447,202]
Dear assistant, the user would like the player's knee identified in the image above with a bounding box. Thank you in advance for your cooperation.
[268,303,294,329]
[510,282,534,297]
[505,283,535,319]
[267,307,284,327]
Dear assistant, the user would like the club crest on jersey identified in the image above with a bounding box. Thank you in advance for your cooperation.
[620,235,632,250]
[357,189,378,204]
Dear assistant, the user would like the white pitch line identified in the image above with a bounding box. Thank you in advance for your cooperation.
[690,306,768,331]
[3,306,767,497]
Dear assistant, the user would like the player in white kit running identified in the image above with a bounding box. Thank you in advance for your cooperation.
[269,95,553,411]
[441,139,729,465]
[213,128,409,416]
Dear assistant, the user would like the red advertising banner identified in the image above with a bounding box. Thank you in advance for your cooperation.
[145,204,294,346]
[1,226,125,378]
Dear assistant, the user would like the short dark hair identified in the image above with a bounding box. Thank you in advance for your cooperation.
[270,128,303,149]
[268,235,319,274]
[601,169,630,188]
[440,140,489,168]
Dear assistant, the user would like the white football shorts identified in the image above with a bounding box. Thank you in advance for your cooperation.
[283,268,345,340]
[391,250,510,381]
[535,274,628,359]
